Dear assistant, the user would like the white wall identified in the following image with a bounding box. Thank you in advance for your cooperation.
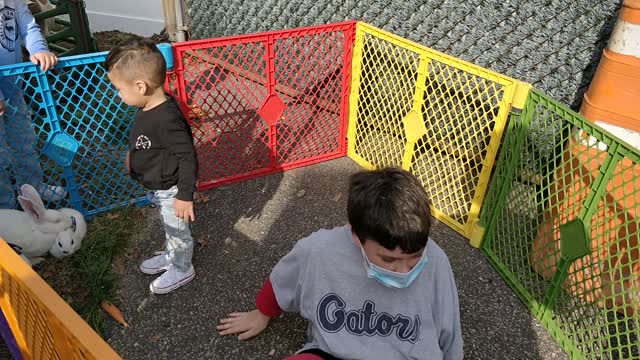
[84,0,164,36]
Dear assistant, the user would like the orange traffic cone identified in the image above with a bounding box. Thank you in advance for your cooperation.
[580,0,640,131]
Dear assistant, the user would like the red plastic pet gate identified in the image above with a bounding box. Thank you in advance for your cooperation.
[170,22,356,189]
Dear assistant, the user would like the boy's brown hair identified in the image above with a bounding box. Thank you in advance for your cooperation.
[104,38,166,88]
[348,167,431,254]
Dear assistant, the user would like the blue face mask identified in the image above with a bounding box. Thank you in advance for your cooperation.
[360,247,428,289]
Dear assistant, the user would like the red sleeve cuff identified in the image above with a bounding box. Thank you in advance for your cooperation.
[256,277,282,318]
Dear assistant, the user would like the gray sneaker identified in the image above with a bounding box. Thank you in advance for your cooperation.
[140,252,171,275]
[149,264,195,294]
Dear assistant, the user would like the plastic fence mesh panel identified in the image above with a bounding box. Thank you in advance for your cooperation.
[416,58,507,226]
[348,22,521,240]
[481,98,569,312]
[0,54,147,217]
[2,267,58,359]
[48,62,145,214]
[178,40,271,186]
[274,29,348,164]
[173,22,355,189]
[349,31,418,168]
[481,89,640,359]
[0,240,120,359]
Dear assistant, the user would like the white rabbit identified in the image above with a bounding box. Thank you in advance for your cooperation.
[0,184,87,265]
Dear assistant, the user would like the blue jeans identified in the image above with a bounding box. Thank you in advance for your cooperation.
[0,81,43,209]
[150,186,194,270]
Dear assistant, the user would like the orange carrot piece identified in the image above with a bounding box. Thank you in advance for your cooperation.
[101,300,129,328]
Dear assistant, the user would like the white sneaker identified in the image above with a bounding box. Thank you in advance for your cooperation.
[38,184,68,202]
[140,252,171,275]
[149,264,195,294]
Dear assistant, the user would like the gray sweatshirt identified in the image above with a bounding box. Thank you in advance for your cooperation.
[270,226,464,360]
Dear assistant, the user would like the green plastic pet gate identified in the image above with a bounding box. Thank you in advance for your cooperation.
[481,89,640,359]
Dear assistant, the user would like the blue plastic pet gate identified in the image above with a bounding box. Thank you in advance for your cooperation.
[0,53,148,217]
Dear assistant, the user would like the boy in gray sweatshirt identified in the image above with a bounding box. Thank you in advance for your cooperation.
[218,167,463,360]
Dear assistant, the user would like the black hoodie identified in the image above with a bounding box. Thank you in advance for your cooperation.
[128,96,198,201]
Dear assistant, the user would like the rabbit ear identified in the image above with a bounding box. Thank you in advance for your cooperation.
[18,185,46,223]
[18,196,46,222]
[20,184,45,209]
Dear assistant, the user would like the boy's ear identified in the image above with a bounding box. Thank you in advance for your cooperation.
[135,80,148,95]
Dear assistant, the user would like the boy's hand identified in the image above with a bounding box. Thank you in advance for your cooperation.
[0,100,5,116]
[30,51,58,72]
[217,310,270,340]
[174,199,195,222]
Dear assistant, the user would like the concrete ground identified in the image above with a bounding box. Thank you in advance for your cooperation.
[104,157,569,360]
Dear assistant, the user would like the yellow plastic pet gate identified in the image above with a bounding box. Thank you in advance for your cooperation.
[347,23,529,244]
[0,239,120,359]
